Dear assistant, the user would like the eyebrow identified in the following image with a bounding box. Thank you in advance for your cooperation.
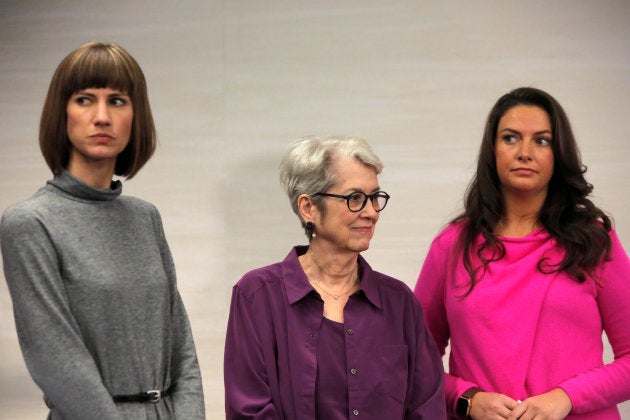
[74,89,129,97]
[344,187,381,194]
[499,128,552,136]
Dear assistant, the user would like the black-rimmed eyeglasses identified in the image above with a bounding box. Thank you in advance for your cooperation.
[312,191,390,212]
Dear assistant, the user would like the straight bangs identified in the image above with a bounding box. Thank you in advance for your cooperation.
[63,45,136,98]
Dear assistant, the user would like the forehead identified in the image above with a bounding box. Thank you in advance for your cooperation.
[498,105,551,130]
[330,156,378,190]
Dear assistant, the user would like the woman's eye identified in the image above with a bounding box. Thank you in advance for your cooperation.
[349,193,364,203]
[110,97,127,106]
[502,135,517,144]
[75,96,91,105]
[537,137,552,146]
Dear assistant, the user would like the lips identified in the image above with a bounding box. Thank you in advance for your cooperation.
[90,133,114,142]
[511,167,537,175]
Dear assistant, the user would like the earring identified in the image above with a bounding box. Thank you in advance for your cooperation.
[305,221,316,239]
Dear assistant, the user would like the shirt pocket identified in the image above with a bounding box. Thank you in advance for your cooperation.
[376,345,409,403]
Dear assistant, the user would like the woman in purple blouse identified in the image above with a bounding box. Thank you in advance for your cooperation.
[224,136,446,419]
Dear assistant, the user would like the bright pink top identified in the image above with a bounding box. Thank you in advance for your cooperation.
[414,223,630,419]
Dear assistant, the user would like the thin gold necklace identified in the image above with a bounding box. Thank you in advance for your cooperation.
[309,277,358,300]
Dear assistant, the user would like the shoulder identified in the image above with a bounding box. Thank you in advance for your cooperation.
[436,222,464,242]
[600,228,629,269]
[359,254,415,298]
[0,193,48,234]
[429,222,464,251]
[117,196,164,228]
[607,227,623,244]
[371,270,411,291]
[369,269,419,304]
[233,261,284,301]
[119,195,159,214]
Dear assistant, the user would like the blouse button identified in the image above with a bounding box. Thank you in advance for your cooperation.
[350,368,357,375]
[346,329,354,335]
[353,409,359,415]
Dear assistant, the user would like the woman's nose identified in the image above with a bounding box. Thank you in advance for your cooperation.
[517,140,532,161]
[361,197,379,216]
[94,101,111,126]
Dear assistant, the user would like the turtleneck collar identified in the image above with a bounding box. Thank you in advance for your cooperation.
[46,170,123,202]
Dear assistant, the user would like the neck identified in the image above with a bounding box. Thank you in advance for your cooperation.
[496,216,541,237]
[299,245,358,288]
[497,189,546,237]
[67,160,116,189]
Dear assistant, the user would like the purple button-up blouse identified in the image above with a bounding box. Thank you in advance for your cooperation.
[224,246,446,419]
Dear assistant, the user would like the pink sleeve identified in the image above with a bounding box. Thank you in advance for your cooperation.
[559,229,630,413]
[414,229,479,415]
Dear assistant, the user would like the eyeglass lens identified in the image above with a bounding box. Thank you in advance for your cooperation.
[347,192,388,212]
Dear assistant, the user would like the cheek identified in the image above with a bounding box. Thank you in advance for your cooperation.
[546,158,555,177]
[540,150,554,172]
[494,150,508,170]
[123,112,133,130]
[494,152,510,182]
[65,112,81,139]
[118,113,134,140]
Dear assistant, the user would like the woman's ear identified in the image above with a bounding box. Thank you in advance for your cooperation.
[297,193,318,223]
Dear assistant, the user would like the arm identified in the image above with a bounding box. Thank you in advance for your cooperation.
[557,229,630,414]
[414,230,520,418]
[414,234,477,415]
[154,211,205,418]
[169,291,206,418]
[0,207,122,419]
[405,298,447,419]
[224,284,280,419]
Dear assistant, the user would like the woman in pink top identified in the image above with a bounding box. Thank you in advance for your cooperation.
[414,87,630,420]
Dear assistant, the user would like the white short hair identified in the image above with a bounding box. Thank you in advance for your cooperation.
[278,135,383,227]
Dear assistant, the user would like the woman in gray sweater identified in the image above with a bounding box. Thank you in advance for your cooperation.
[0,42,204,419]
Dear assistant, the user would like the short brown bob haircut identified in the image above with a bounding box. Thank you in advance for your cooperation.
[40,41,156,179]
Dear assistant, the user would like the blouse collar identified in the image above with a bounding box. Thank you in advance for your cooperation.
[283,246,382,308]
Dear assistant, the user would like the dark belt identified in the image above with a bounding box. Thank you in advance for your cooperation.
[113,388,171,404]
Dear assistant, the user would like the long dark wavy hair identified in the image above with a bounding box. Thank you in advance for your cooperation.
[453,87,611,296]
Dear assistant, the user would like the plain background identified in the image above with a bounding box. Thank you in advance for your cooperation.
[0,1,628,418]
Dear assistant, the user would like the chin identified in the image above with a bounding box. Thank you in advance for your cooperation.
[350,242,371,253]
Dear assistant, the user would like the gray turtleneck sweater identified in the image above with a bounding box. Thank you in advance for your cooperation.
[0,171,204,419]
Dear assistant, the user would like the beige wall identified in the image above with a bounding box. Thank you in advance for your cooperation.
[0,1,628,418]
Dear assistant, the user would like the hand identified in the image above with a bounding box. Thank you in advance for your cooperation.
[469,391,521,420]
[506,388,572,420]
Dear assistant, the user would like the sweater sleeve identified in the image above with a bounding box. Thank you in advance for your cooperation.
[224,283,280,419]
[558,229,630,413]
[153,209,205,419]
[405,293,447,419]
[413,230,479,416]
[0,206,123,420]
